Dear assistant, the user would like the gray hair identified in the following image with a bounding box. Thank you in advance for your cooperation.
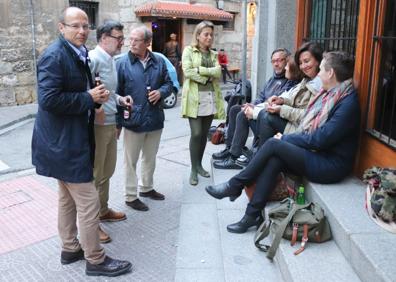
[130,25,152,43]
[191,21,214,48]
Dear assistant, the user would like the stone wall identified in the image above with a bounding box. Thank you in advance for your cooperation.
[0,0,67,106]
[250,0,296,100]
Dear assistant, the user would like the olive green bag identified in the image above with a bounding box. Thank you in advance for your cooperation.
[254,199,332,259]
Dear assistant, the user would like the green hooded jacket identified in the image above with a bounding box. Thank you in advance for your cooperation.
[181,45,226,119]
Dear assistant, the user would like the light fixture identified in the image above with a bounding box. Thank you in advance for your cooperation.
[216,0,224,10]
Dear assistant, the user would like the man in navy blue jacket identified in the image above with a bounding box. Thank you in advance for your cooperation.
[116,25,172,212]
[32,7,131,277]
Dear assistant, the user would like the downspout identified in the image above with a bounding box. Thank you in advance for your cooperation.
[241,0,247,98]
[28,0,38,94]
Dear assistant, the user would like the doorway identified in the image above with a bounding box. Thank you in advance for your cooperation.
[151,19,183,84]
[151,19,182,53]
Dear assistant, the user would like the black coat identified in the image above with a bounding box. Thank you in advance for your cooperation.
[32,36,96,183]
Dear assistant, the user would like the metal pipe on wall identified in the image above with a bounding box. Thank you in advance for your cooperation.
[241,0,247,98]
[28,0,38,90]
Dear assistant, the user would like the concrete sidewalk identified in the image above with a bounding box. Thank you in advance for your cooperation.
[175,143,283,282]
[0,103,37,130]
[0,103,186,281]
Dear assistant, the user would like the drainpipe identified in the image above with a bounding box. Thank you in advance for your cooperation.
[28,0,38,92]
[241,0,247,98]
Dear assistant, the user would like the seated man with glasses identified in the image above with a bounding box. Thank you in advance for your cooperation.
[212,48,297,169]
[88,20,131,244]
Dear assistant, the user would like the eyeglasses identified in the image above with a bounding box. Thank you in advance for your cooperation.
[129,38,145,43]
[63,23,90,31]
[271,58,286,64]
[108,35,125,42]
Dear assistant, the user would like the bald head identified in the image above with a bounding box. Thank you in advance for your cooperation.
[58,6,90,47]
[59,7,88,23]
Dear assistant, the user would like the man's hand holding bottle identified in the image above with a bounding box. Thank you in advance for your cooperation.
[147,89,161,105]
[89,84,110,104]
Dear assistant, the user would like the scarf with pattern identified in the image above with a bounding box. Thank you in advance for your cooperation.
[299,79,354,133]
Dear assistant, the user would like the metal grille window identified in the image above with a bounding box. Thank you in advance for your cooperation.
[305,0,359,55]
[69,1,98,29]
[367,1,396,148]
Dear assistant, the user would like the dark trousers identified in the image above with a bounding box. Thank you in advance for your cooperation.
[226,105,257,158]
[256,110,288,147]
[229,138,307,217]
[188,115,214,172]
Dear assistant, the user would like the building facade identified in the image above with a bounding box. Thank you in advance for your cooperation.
[0,0,249,106]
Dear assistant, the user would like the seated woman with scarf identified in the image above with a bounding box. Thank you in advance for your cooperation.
[205,51,361,233]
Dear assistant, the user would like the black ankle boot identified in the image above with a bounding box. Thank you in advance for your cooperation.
[205,182,242,201]
[226,214,263,234]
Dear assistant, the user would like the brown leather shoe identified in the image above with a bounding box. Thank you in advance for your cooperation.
[99,209,127,222]
[99,225,111,244]
[139,189,165,200]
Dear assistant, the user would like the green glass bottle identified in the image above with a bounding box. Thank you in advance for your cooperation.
[296,186,305,205]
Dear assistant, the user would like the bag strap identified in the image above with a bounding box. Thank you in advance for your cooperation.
[290,223,299,246]
[266,202,311,260]
[254,220,271,251]
[294,224,309,255]
[254,209,270,251]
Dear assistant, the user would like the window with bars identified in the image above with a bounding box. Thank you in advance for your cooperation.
[305,0,360,56]
[69,1,98,29]
[367,0,396,149]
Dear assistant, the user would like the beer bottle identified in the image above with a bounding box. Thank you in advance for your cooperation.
[296,185,305,205]
[146,86,152,105]
[123,97,131,120]
[94,72,101,86]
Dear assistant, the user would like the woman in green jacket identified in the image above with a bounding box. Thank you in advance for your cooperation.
[181,21,226,185]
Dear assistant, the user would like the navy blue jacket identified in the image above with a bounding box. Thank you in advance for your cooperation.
[116,51,172,132]
[32,36,96,183]
[282,90,361,183]
[255,72,298,104]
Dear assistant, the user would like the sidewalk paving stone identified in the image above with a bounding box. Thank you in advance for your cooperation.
[0,176,57,255]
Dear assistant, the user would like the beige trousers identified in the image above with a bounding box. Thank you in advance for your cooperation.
[93,124,117,216]
[123,128,162,202]
[57,180,105,264]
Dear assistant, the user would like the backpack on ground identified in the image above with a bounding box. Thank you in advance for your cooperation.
[363,166,396,233]
[254,198,332,260]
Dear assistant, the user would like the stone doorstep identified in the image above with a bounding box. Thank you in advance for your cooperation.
[306,178,396,282]
[211,162,363,282]
[276,240,361,282]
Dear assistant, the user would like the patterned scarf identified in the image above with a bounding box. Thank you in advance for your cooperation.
[299,79,354,133]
